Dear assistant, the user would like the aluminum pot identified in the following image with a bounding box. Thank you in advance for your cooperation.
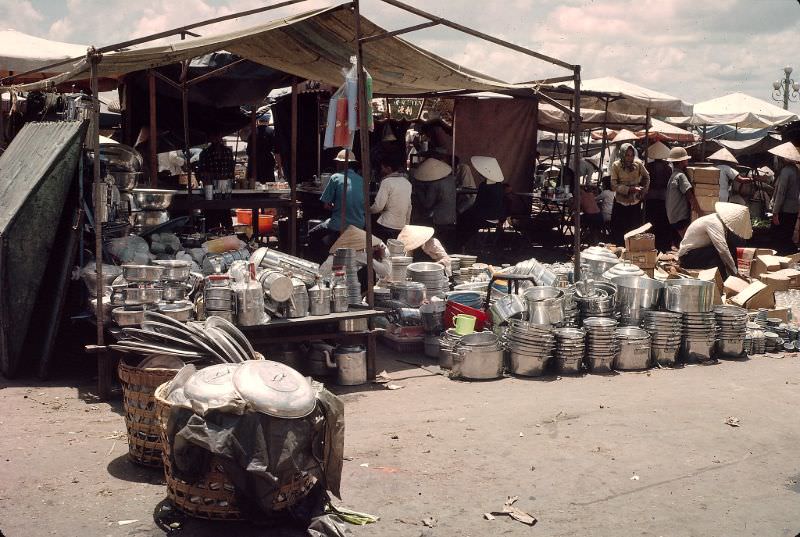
[452,344,504,380]
[257,270,293,303]
[162,283,190,302]
[309,287,332,316]
[109,171,141,191]
[130,210,169,228]
[122,264,164,283]
[123,286,163,306]
[330,345,367,385]
[611,276,665,321]
[523,286,564,326]
[717,337,745,358]
[112,306,147,327]
[153,259,191,282]
[133,189,178,210]
[419,302,445,333]
[82,264,123,296]
[490,294,526,324]
[614,327,651,370]
[158,301,194,322]
[509,350,548,377]
[391,281,426,307]
[664,279,715,313]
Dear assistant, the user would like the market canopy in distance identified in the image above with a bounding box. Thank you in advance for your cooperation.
[9,3,533,96]
[667,92,799,128]
[0,30,88,81]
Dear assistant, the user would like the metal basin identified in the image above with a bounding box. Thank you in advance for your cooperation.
[664,279,715,313]
[152,259,191,281]
[133,189,178,210]
[122,264,164,283]
[130,210,169,228]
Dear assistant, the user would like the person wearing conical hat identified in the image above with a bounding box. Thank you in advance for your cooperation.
[610,142,650,246]
[708,147,740,203]
[644,141,673,252]
[410,156,457,250]
[768,141,800,254]
[396,224,453,275]
[319,225,390,280]
[678,202,752,278]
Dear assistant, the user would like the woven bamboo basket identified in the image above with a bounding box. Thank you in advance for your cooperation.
[118,360,179,467]
[153,383,243,520]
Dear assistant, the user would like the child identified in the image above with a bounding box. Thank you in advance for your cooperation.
[596,176,615,225]
[580,183,604,245]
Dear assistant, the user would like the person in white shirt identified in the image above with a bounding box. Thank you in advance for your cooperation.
[370,151,412,241]
[708,148,741,203]
[677,202,752,278]
[596,176,616,224]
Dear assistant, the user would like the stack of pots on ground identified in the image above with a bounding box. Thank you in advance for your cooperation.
[553,327,585,374]
[574,280,615,323]
[611,275,665,327]
[332,248,361,305]
[614,327,652,370]
[114,265,165,327]
[523,286,565,327]
[663,279,715,362]
[714,305,748,358]
[204,274,236,322]
[583,317,618,372]
[438,328,463,369]
[505,319,555,377]
[643,311,682,366]
[153,260,191,304]
[561,286,579,327]
[407,262,449,298]
[388,256,412,282]
[451,331,504,380]
[420,301,446,359]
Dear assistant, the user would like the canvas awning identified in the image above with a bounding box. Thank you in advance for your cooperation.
[545,76,693,117]
[539,103,648,133]
[591,117,697,143]
[10,4,518,96]
[0,30,88,78]
[667,92,799,128]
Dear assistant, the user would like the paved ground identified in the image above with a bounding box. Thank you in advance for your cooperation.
[2,349,800,537]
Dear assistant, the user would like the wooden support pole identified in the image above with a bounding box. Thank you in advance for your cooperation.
[643,108,651,160]
[250,106,258,188]
[572,66,582,280]
[180,62,192,201]
[290,78,299,255]
[148,71,158,187]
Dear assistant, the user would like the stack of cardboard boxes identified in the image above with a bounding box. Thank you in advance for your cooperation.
[622,224,657,277]
[687,165,720,218]
[722,249,800,315]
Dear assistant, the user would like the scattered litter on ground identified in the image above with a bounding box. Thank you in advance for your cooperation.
[117,519,138,526]
[374,371,392,384]
[519,432,525,437]
[107,441,116,456]
[484,512,495,520]
[104,431,126,440]
[359,463,369,468]
[421,516,437,527]
[386,383,405,390]
[327,504,380,525]
[488,496,537,526]
[630,474,640,481]
[725,416,741,427]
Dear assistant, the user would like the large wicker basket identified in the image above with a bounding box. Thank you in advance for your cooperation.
[153,383,243,520]
[118,360,179,467]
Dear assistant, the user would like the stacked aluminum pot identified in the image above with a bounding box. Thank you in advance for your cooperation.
[332,248,361,305]
[643,311,682,366]
[714,305,748,358]
[583,317,617,372]
[553,327,585,374]
[611,276,664,327]
[438,328,464,369]
[451,331,504,380]
[204,274,236,323]
[390,281,426,307]
[664,279,716,362]
[388,256,412,283]
[614,327,652,370]
[153,259,193,322]
[407,262,449,298]
[112,264,164,326]
[574,282,615,323]
[523,286,565,326]
[505,319,555,377]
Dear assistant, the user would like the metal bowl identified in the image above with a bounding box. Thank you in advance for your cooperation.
[97,143,143,172]
[109,171,141,191]
[112,306,147,327]
[130,210,169,228]
[123,286,163,306]
[158,301,194,322]
[162,283,190,302]
[152,259,191,281]
[133,189,179,210]
[122,264,165,283]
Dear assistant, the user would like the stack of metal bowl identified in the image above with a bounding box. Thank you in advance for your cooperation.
[451,254,477,270]
[524,286,565,326]
[643,311,682,366]
[407,262,449,298]
[438,328,464,369]
[449,257,461,274]
[714,305,747,358]
[553,327,585,374]
[389,256,413,282]
[505,319,555,377]
[574,286,614,323]
[681,312,716,362]
[764,331,782,352]
[583,317,617,372]
[451,331,504,380]
[614,327,652,370]
[611,275,665,327]
[332,248,362,305]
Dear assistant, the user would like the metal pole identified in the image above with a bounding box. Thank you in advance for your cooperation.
[785,70,790,111]
[250,106,258,188]
[290,78,299,255]
[354,0,374,307]
[572,66,582,280]
[643,108,650,160]
[148,71,158,187]
[180,62,192,201]
[701,125,707,161]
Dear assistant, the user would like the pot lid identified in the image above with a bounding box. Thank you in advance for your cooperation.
[602,263,644,280]
[581,247,619,263]
[233,360,316,419]
[183,363,240,406]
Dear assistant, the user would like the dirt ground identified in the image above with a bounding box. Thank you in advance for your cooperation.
[2,348,800,537]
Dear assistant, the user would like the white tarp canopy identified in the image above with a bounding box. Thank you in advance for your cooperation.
[0,30,87,77]
[538,103,647,133]
[550,76,693,117]
[10,4,527,96]
[667,92,799,128]
[591,117,696,143]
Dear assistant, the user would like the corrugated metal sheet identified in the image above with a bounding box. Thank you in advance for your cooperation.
[14,4,513,96]
[0,120,87,376]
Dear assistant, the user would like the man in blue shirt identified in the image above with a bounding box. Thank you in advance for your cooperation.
[307,149,365,260]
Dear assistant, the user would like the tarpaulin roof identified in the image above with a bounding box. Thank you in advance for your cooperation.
[538,103,648,133]
[667,92,799,128]
[11,4,517,96]
[547,76,693,117]
[0,30,87,76]
[591,118,697,143]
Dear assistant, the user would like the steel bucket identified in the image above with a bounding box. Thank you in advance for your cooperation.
[523,286,564,326]
[664,279,715,313]
[611,275,664,322]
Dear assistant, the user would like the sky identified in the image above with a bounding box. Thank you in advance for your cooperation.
[3,0,800,111]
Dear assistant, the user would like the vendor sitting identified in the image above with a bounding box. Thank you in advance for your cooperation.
[677,202,752,279]
[319,225,390,283]
[396,224,453,275]
[308,149,365,261]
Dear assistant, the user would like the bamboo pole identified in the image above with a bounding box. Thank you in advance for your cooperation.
[180,62,192,201]
[572,67,582,280]
[250,106,258,188]
[148,71,158,187]
[290,78,299,255]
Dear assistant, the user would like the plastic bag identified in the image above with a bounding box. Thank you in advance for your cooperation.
[107,235,151,264]
[344,56,373,132]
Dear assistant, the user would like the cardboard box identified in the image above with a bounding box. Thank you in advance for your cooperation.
[760,273,791,292]
[623,223,655,252]
[749,254,790,279]
[771,268,800,288]
[623,249,658,269]
[687,166,721,185]
[693,183,720,196]
[729,280,775,310]
[783,252,800,267]
[766,308,790,322]
[696,196,719,212]
[737,247,777,278]
[723,276,750,297]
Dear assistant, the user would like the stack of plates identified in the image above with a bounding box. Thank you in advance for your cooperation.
[553,327,585,375]
[681,312,716,362]
[643,311,682,366]
[505,319,555,377]
[408,262,449,298]
[583,317,617,372]
[714,305,748,358]
[449,257,461,273]
[763,331,782,353]
[333,248,361,305]
[389,256,412,282]
[451,254,477,269]
[752,309,769,329]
